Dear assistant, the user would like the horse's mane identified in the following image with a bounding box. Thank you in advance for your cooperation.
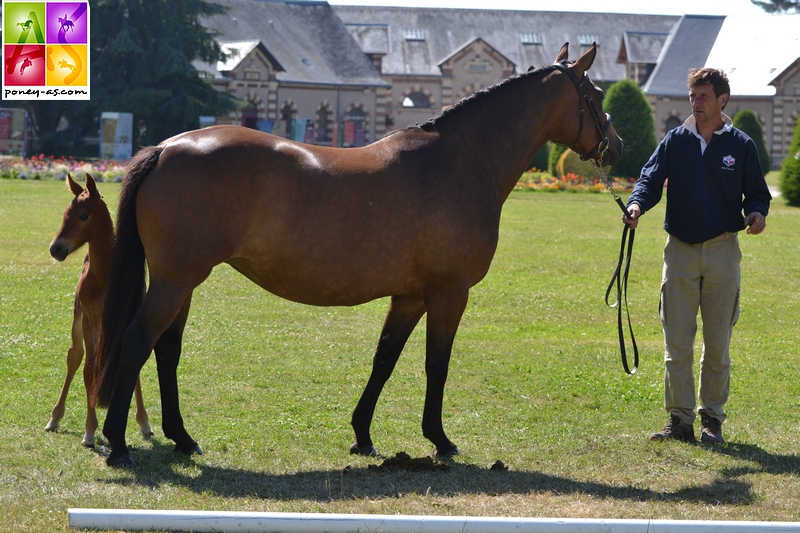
[407,64,558,133]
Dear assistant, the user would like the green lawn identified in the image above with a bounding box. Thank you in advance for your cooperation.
[1,179,798,532]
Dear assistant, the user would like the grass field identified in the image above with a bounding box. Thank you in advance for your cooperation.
[1,178,799,532]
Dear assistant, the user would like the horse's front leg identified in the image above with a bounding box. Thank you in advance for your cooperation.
[422,285,469,457]
[81,314,99,447]
[133,376,153,437]
[153,293,199,456]
[350,295,425,456]
[45,302,84,433]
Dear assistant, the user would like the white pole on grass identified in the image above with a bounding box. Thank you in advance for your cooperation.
[67,509,800,533]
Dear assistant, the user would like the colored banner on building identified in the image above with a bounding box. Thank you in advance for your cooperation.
[2,1,90,100]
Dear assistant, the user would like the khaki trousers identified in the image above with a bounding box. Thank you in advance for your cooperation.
[659,232,741,425]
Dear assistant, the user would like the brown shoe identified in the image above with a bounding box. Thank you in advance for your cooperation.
[650,414,696,442]
[700,413,724,444]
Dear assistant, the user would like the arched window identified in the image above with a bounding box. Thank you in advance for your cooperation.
[665,116,682,132]
[241,105,259,129]
[316,107,330,143]
[346,107,366,130]
[280,104,294,139]
[402,92,431,108]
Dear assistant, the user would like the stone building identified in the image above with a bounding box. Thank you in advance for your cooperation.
[196,0,800,164]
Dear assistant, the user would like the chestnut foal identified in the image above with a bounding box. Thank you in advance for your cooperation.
[46,173,152,447]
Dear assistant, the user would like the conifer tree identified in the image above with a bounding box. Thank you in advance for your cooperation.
[779,119,800,206]
[604,79,657,179]
[733,110,771,175]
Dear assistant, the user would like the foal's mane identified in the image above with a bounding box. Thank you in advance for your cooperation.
[409,64,558,133]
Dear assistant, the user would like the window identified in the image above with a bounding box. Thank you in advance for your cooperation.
[316,108,330,143]
[403,28,426,41]
[402,92,431,108]
[578,34,599,46]
[244,70,260,81]
[665,116,682,132]
[520,32,542,45]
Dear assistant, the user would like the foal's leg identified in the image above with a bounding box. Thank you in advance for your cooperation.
[133,376,153,437]
[422,285,469,457]
[351,295,426,456]
[153,293,199,456]
[45,298,83,433]
[104,280,193,468]
[81,314,99,447]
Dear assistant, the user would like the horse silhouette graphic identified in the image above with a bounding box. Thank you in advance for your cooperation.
[58,59,76,73]
[58,15,75,32]
[20,57,33,75]
[17,20,34,31]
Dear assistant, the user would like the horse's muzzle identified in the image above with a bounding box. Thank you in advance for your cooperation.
[50,240,69,262]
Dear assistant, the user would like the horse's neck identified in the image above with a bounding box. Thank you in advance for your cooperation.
[87,208,115,284]
[436,73,560,205]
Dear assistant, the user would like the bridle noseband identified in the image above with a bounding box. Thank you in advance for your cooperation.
[552,62,612,163]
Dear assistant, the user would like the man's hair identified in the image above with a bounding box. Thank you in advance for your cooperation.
[688,68,730,108]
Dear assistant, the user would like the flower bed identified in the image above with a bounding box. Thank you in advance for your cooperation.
[516,170,636,193]
[0,154,126,182]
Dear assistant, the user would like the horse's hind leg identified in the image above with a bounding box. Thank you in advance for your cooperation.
[153,292,200,456]
[351,295,426,456]
[46,298,84,433]
[422,285,469,457]
[103,280,195,467]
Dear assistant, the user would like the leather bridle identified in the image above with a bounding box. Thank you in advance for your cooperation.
[553,61,639,375]
[552,62,612,164]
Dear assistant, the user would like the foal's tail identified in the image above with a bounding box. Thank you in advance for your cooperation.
[94,146,163,408]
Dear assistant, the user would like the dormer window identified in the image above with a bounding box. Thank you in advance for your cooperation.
[520,32,542,45]
[403,28,426,42]
[578,34,599,46]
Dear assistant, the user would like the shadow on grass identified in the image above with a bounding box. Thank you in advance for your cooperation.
[96,440,757,506]
[707,442,800,478]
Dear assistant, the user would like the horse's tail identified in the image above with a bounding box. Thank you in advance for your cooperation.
[94,145,163,408]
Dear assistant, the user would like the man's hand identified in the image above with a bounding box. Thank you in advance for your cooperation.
[744,212,766,235]
[623,203,642,229]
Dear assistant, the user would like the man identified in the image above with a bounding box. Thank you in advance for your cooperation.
[623,68,771,444]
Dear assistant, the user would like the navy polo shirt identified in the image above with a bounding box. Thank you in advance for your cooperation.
[627,115,771,245]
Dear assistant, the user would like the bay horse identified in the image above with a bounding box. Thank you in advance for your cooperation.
[46,174,153,447]
[96,43,622,468]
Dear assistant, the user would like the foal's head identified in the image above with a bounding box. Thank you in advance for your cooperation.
[49,174,110,261]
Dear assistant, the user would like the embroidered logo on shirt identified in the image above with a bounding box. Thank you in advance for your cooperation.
[722,155,736,168]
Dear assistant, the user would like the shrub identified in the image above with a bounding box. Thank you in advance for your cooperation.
[528,142,550,172]
[604,79,657,179]
[548,143,568,176]
[733,109,771,174]
[556,148,610,179]
[779,119,800,206]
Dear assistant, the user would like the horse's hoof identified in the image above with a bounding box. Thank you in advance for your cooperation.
[434,445,460,459]
[107,452,137,469]
[81,439,95,449]
[45,420,59,432]
[349,442,377,456]
[140,425,154,438]
[174,442,203,456]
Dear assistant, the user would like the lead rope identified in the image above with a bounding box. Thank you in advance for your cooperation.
[596,168,639,375]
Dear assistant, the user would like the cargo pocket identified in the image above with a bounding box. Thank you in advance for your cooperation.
[730,288,740,327]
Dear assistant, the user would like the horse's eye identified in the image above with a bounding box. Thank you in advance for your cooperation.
[79,213,89,221]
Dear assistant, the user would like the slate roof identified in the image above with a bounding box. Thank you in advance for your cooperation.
[618,31,670,64]
[333,6,680,81]
[199,0,387,86]
[641,15,726,96]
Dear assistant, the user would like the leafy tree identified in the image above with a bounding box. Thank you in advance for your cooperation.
[548,143,568,176]
[733,110,771,175]
[751,0,799,12]
[604,79,657,179]
[89,0,239,148]
[779,119,800,206]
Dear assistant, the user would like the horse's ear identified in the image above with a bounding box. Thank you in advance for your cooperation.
[554,42,570,64]
[67,173,83,196]
[572,43,597,77]
[85,173,98,197]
